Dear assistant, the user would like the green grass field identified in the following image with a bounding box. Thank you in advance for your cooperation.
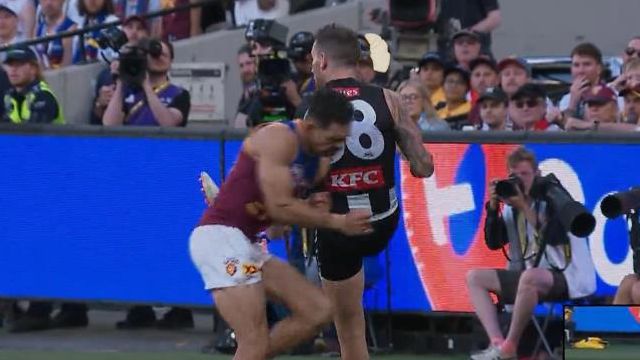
[0,352,469,360]
[564,344,640,360]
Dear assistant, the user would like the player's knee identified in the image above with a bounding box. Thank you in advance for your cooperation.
[305,293,333,328]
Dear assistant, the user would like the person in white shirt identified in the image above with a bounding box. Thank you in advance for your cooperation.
[234,0,289,26]
[0,0,35,39]
[467,147,596,360]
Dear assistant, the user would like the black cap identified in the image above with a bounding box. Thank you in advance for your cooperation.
[511,83,547,101]
[478,87,508,104]
[469,57,498,73]
[444,65,470,86]
[3,45,38,64]
[418,52,444,68]
[123,15,148,30]
[452,29,480,43]
[288,31,314,60]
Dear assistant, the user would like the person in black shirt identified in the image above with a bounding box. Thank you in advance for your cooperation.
[436,0,501,60]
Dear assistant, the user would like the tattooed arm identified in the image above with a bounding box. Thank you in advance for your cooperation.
[384,88,434,178]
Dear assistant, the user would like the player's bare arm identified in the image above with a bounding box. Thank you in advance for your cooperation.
[384,88,434,178]
[253,124,370,235]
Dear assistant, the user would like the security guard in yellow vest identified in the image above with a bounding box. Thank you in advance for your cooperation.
[2,45,63,124]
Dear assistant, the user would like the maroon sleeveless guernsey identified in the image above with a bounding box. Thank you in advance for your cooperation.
[198,121,320,241]
[199,150,269,239]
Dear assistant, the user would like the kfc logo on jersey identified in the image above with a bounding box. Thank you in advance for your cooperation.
[332,87,360,98]
[327,165,385,192]
[401,144,514,311]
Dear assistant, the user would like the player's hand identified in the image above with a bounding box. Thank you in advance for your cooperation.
[332,210,373,236]
[309,192,331,211]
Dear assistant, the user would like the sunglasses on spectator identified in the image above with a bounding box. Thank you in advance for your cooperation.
[625,47,640,57]
[514,99,541,108]
[401,94,420,102]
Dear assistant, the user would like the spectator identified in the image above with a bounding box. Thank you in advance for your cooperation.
[197,0,228,33]
[73,0,119,64]
[1,0,35,39]
[452,29,482,71]
[621,85,640,125]
[90,15,149,125]
[63,0,83,24]
[416,52,446,110]
[497,56,530,99]
[233,0,289,27]
[611,56,640,94]
[2,45,63,124]
[288,31,315,98]
[398,80,449,131]
[477,87,508,131]
[103,39,190,127]
[355,33,389,88]
[564,85,630,132]
[470,57,499,103]
[509,83,559,131]
[157,0,200,41]
[559,42,623,119]
[622,36,640,66]
[35,0,77,69]
[233,43,257,128]
[437,65,471,129]
[113,0,160,36]
[468,57,499,125]
[436,0,501,60]
[0,4,22,51]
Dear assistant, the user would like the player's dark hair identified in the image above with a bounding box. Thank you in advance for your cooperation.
[314,24,360,67]
[306,88,354,129]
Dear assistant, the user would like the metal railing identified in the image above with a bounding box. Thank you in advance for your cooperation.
[0,0,223,62]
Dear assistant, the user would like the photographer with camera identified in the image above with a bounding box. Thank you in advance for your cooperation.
[600,188,640,305]
[102,38,190,127]
[90,15,149,125]
[466,147,596,360]
[237,19,302,127]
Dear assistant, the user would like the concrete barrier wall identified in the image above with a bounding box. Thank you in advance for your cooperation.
[44,0,640,124]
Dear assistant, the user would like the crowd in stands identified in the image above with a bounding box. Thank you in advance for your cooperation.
[2,0,640,349]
